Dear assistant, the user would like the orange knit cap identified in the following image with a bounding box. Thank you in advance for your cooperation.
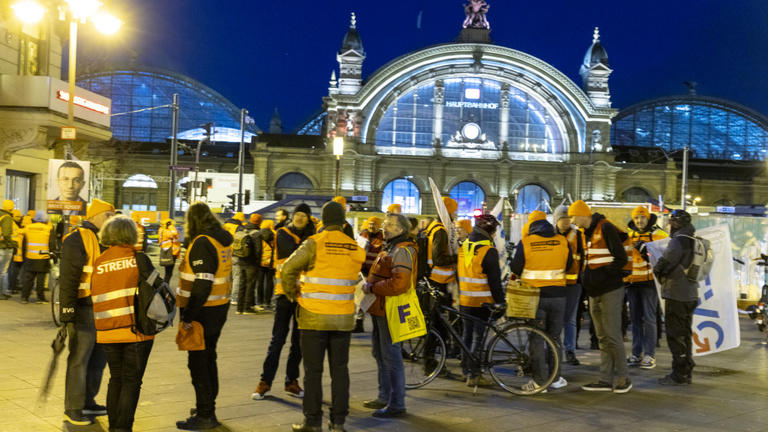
[442,197,458,214]
[387,203,402,214]
[568,200,592,217]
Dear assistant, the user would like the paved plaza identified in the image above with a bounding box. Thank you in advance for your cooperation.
[1,285,768,432]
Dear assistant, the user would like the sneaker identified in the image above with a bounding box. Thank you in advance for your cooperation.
[372,408,406,418]
[20,299,29,304]
[521,379,547,394]
[465,376,493,387]
[235,310,244,315]
[285,379,304,398]
[251,380,271,400]
[566,351,580,366]
[291,422,321,432]
[613,379,633,394]
[63,410,93,426]
[658,374,689,386]
[328,422,347,432]
[549,377,568,389]
[231,301,238,306]
[252,305,265,312]
[176,415,221,430]
[37,298,49,305]
[627,354,641,366]
[242,307,259,315]
[639,355,656,370]
[83,403,107,415]
[362,399,387,409]
[581,381,613,392]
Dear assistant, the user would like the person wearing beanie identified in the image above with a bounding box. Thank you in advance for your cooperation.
[234,212,266,314]
[332,196,348,208]
[553,205,586,366]
[456,219,473,243]
[258,220,277,310]
[521,210,548,239]
[61,198,115,426]
[0,200,17,299]
[442,196,458,219]
[569,200,631,393]
[224,212,247,305]
[21,209,35,227]
[625,206,668,370]
[387,203,402,214]
[318,199,355,239]
[19,210,55,304]
[8,209,24,295]
[158,218,181,284]
[280,201,364,431]
[251,202,315,401]
[511,212,572,391]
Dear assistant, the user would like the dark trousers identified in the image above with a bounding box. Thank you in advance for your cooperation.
[261,295,301,385]
[8,260,22,292]
[236,264,260,311]
[102,340,153,431]
[664,298,698,380]
[162,258,176,284]
[460,306,489,378]
[65,305,107,412]
[300,330,351,427]
[258,267,275,306]
[627,281,659,358]
[187,303,229,418]
[532,296,566,383]
[424,281,452,358]
[21,268,47,301]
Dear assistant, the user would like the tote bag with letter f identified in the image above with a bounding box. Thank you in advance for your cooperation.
[385,247,427,344]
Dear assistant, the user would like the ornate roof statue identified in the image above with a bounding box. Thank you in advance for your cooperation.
[462,0,490,30]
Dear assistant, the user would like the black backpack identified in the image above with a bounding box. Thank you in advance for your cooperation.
[416,228,431,280]
[133,252,176,335]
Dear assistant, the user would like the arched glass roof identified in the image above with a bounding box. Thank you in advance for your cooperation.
[77,67,259,143]
[612,96,768,161]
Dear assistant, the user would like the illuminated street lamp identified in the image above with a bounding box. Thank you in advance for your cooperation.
[12,0,121,156]
[333,136,344,197]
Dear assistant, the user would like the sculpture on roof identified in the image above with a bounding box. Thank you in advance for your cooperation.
[462,0,490,30]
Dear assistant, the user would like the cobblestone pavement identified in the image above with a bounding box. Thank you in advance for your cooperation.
[1,282,768,432]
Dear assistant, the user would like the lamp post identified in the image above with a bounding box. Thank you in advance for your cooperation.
[333,136,344,197]
[12,0,122,158]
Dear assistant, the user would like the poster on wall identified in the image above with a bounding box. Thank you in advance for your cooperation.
[47,159,90,215]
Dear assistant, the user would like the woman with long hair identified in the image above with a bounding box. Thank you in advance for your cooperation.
[176,203,234,431]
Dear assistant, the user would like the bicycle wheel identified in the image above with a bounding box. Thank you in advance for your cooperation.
[486,324,559,395]
[50,276,61,327]
[403,329,446,389]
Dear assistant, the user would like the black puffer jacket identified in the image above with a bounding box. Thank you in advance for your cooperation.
[653,223,698,302]
[581,213,628,297]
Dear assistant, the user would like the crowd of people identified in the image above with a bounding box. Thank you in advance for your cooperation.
[0,193,702,431]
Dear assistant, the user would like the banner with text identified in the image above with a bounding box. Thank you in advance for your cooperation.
[646,224,740,356]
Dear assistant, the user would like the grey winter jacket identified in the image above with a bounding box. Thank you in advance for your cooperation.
[653,223,699,302]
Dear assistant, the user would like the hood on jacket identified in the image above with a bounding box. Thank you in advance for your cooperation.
[468,226,494,243]
[671,222,695,237]
[628,213,659,233]
[528,219,556,237]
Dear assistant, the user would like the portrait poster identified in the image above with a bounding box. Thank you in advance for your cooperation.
[47,159,90,215]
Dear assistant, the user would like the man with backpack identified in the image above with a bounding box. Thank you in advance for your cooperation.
[653,209,699,385]
[233,213,263,314]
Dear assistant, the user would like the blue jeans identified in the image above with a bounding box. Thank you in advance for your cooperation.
[563,285,582,353]
[0,248,12,295]
[627,281,658,358]
[371,315,405,411]
[532,296,565,383]
[460,306,489,378]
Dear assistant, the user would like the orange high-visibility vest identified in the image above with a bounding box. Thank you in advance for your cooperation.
[274,227,301,296]
[23,222,52,260]
[426,221,456,284]
[297,230,365,316]
[160,226,181,257]
[585,219,620,270]
[457,240,494,307]
[91,245,154,343]
[261,228,276,268]
[624,227,668,283]
[78,228,101,299]
[564,228,584,285]
[520,234,569,288]
[177,235,232,307]
[133,224,145,252]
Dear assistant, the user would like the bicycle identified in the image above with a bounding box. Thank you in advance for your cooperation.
[402,279,560,395]
[50,255,61,327]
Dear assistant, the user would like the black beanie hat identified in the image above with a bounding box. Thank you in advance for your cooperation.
[294,203,312,219]
[322,201,345,227]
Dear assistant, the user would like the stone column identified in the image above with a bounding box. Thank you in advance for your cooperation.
[432,80,444,157]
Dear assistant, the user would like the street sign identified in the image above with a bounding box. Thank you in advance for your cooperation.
[60,126,77,140]
[170,165,192,172]
[716,206,735,214]
[350,195,368,203]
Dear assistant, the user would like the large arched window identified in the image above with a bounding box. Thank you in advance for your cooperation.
[622,187,652,203]
[274,172,313,200]
[381,178,420,214]
[516,184,550,214]
[121,174,158,211]
[450,181,485,219]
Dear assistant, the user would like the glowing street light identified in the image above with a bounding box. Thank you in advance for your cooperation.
[92,10,122,34]
[333,136,344,196]
[11,1,46,23]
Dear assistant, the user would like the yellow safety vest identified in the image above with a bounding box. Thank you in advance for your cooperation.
[223,221,241,237]
[23,222,51,260]
[426,221,456,284]
[624,227,668,283]
[160,226,181,257]
[520,234,569,288]
[261,228,275,268]
[91,245,154,343]
[297,230,365,316]
[177,234,232,307]
[274,227,301,296]
[78,227,101,299]
[457,240,494,307]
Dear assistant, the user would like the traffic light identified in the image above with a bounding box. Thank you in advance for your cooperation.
[244,190,251,205]
[227,193,237,211]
